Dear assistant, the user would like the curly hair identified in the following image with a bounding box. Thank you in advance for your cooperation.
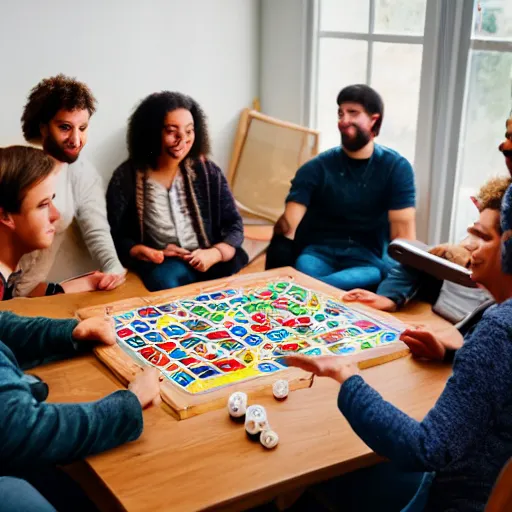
[0,146,55,213]
[127,91,211,170]
[21,74,97,143]
[477,176,512,212]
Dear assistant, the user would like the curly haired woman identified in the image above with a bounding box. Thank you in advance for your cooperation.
[107,92,248,291]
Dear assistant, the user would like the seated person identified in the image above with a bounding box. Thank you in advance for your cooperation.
[344,180,511,361]
[0,145,160,510]
[15,74,126,297]
[287,182,512,512]
[107,91,248,292]
[266,84,416,291]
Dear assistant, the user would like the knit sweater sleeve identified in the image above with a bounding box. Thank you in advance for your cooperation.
[71,159,125,274]
[0,353,143,470]
[106,161,139,266]
[209,161,244,248]
[0,312,143,470]
[0,312,79,368]
[338,305,512,472]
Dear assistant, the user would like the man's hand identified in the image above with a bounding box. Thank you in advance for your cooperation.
[400,328,446,361]
[285,354,360,384]
[129,244,165,264]
[128,368,162,408]
[429,243,471,268]
[184,248,222,272]
[163,244,191,259]
[97,270,127,291]
[343,289,397,312]
[61,271,105,294]
[72,316,116,346]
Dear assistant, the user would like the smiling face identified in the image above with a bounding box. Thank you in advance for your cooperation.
[467,208,502,287]
[337,102,379,152]
[161,108,195,163]
[41,109,90,163]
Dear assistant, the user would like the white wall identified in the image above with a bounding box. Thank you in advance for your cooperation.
[260,0,310,125]
[0,0,259,280]
[0,0,259,179]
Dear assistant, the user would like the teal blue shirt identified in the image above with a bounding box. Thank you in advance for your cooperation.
[287,144,415,255]
[0,312,143,472]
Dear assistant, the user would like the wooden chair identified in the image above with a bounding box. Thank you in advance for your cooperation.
[227,109,320,262]
[486,457,512,511]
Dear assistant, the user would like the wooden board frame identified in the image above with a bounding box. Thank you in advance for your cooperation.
[77,268,409,420]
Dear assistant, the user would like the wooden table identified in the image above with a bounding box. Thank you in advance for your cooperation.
[2,270,454,511]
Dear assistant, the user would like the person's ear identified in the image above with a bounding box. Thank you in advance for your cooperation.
[0,208,15,231]
[370,114,380,134]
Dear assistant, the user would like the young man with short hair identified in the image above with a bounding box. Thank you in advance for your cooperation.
[0,145,160,511]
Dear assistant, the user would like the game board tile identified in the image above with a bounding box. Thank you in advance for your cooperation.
[138,346,171,366]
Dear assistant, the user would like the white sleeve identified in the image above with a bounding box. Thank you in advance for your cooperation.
[70,160,124,274]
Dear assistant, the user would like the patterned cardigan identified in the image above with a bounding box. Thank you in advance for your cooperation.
[106,158,245,269]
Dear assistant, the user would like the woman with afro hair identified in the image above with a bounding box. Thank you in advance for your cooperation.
[107,92,248,291]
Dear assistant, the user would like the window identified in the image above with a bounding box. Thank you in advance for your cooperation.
[313,0,427,164]
[450,0,512,242]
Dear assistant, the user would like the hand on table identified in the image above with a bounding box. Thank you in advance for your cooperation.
[400,328,446,361]
[128,368,162,408]
[72,316,116,346]
[285,354,360,384]
[343,289,397,312]
[97,270,127,291]
[61,271,105,294]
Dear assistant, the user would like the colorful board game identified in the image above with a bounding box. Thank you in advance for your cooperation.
[78,271,409,419]
[113,280,403,395]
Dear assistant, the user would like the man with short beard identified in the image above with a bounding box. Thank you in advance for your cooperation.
[270,84,416,291]
[15,75,126,297]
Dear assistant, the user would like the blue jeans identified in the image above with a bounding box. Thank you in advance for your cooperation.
[134,248,249,292]
[0,477,55,512]
[295,243,395,291]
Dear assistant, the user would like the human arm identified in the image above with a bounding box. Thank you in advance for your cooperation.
[288,314,512,471]
[400,327,464,361]
[274,202,307,240]
[71,160,125,278]
[387,157,416,240]
[338,314,510,471]
[0,313,118,369]
[106,161,142,268]
[389,207,416,240]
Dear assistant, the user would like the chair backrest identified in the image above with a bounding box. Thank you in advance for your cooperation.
[486,457,512,512]
[227,109,319,224]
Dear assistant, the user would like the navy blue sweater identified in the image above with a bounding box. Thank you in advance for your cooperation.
[0,313,143,472]
[339,299,512,512]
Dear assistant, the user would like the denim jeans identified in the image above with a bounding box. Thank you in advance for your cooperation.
[134,248,248,292]
[295,243,395,291]
[0,477,55,512]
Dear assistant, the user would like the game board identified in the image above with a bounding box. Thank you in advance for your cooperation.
[77,270,409,419]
